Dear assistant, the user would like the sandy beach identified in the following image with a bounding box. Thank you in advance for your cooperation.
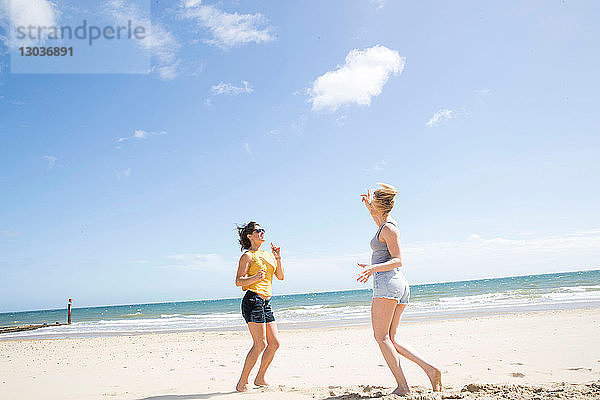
[1,307,599,400]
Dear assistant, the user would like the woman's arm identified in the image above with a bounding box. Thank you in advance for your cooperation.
[235,253,264,287]
[361,189,382,227]
[274,258,284,280]
[271,243,285,280]
[356,223,402,283]
[370,224,403,272]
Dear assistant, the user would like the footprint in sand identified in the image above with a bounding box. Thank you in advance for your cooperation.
[567,367,592,371]
[511,372,525,378]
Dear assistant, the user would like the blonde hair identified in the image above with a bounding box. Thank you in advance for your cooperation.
[372,182,398,217]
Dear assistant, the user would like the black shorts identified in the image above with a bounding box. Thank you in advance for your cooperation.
[241,290,275,324]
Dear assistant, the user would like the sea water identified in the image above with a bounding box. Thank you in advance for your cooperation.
[1,269,599,339]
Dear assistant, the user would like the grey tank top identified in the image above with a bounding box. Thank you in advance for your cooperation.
[370,220,398,265]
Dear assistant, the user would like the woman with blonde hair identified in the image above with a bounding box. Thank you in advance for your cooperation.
[234,221,284,392]
[358,183,441,395]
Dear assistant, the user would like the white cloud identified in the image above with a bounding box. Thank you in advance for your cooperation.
[116,167,131,179]
[406,232,600,261]
[373,160,388,170]
[361,159,388,171]
[181,1,275,49]
[117,129,166,143]
[183,0,202,8]
[0,230,20,238]
[168,253,219,262]
[292,114,307,135]
[43,155,57,168]
[335,114,348,126]
[0,94,26,105]
[267,129,280,137]
[474,88,491,103]
[2,1,180,79]
[370,0,386,10]
[0,0,58,48]
[153,62,179,81]
[243,142,252,155]
[211,81,253,96]
[277,230,600,293]
[363,159,388,171]
[426,109,454,127]
[308,45,404,112]
[182,60,206,76]
[274,251,371,294]
[402,230,600,283]
[157,253,229,271]
[104,0,180,80]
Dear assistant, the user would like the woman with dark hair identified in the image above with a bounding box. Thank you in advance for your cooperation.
[234,221,284,392]
[358,183,441,395]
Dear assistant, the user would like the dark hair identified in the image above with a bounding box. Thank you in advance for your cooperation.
[237,221,260,251]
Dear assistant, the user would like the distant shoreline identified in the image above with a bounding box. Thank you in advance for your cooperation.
[2,299,599,341]
[2,267,599,314]
[2,269,599,340]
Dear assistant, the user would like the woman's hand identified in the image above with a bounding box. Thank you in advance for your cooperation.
[357,263,375,283]
[361,189,375,213]
[272,242,285,280]
[271,242,281,259]
[254,269,266,281]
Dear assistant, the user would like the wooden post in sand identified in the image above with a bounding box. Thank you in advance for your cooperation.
[67,298,72,324]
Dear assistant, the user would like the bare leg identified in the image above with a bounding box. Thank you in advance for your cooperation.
[236,322,267,392]
[372,298,410,395]
[390,304,442,392]
[254,322,280,386]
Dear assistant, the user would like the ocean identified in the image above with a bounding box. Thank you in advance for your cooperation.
[1,269,599,340]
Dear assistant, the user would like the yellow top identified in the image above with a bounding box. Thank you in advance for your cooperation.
[242,249,278,298]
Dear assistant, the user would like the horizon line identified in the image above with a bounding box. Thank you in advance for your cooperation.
[1,267,598,315]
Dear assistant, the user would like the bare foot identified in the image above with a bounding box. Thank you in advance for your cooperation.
[236,381,248,392]
[426,367,442,392]
[392,386,411,396]
[254,378,270,387]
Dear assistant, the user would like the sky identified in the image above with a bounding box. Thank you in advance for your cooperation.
[0,0,599,312]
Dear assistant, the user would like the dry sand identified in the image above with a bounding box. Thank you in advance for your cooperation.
[1,308,599,399]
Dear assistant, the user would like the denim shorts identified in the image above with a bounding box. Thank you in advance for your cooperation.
[241,290,275,324]
[372,270,410,304]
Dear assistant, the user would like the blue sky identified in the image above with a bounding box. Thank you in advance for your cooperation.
[1,0,599,312]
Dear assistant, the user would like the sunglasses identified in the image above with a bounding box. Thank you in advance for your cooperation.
[254,228,265,234]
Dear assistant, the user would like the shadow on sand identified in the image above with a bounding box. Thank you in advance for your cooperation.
[136,392,237,400]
